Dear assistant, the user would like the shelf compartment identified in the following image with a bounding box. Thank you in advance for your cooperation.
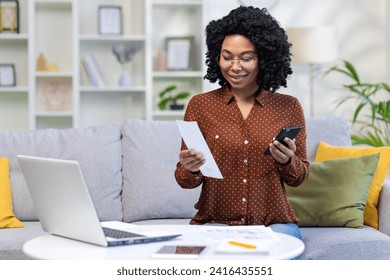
[80,86,146,93]
[35,111,73,117]
[35,77,73,113]
[0,87,29,93]
[36,115,73,130]
[152,0,203,6]
[80,40,146,87]
[153,110,184,117]
[80,91,145,127]
[0,34,29,41]
[35,71,73,78]
[34,1,74,72]
[152,76,202,110]
[79,35,146,42]
[79,0,145,36]
[35,0,73,4]
[0,91,29,131]
[152,2,203,72]
[0,40,29,86]
[152,71,204,78]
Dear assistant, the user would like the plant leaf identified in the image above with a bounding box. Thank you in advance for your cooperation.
[351,131,384,147]
[343,60,360,84]
[380,83,390,93]
[352,103,366,124]
[174,92,190,100]
[157,99,170,110]
[159,85,177,98]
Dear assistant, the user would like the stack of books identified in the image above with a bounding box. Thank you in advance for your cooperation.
[80,55,105,87]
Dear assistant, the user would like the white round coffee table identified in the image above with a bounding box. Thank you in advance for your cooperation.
[23,225,304,260]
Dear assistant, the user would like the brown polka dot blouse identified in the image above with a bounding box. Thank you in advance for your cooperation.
[175,86,309,226]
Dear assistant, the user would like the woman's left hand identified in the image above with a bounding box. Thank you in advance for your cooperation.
[268,137,296,165]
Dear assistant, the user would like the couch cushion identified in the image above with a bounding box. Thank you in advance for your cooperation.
[0,124,123,221]
[0,222,46,259]
[315,142,390,229]
[121,119,200,222]
[379,181,390,236]
[287,154,379,228]
[0,157,23,228]
[306,117,351,161]
[299,226,390,259]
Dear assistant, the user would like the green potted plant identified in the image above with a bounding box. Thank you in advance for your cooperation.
[325,60,390,146]
[157,85,190,110]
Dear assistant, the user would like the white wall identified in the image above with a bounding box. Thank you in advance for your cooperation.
[204,0,387,126]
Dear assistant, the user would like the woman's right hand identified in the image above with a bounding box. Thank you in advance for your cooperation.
[179,149,205,173]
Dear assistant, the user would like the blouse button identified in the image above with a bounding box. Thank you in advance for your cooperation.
[243,178,247,183]
[243,159,248,164]
[241,217,246,222]
[215,135,219,139]
[244,140,249,144]
[242,197,247,203]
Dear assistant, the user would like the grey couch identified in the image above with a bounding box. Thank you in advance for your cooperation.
[1,117,390,260]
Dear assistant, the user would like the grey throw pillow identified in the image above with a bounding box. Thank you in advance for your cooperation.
[0,124,123,221]
[121,119,200,222]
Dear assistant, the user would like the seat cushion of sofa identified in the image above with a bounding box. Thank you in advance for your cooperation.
[300,226,390,259]
[0,222,46,259]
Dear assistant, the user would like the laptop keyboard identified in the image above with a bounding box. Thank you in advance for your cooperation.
[102,227,145,239]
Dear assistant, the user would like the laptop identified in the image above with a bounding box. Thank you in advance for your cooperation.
[17,155,181,247]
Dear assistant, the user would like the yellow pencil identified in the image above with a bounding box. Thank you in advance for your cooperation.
[228,240,257,249]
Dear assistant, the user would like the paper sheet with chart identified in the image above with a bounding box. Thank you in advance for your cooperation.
[176,121,223,179]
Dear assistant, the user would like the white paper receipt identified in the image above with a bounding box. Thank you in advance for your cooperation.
[176,120,223,179]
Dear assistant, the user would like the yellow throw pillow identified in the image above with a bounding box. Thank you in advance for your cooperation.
[0,157,24,228]
[315,142,390,229]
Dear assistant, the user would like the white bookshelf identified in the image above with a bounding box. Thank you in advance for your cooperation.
[27,0,78,129]
[147,0,207,120]
[0,0,207,130]
[0,0,29,131]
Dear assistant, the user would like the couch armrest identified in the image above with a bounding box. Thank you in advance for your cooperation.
[378,178,390,236]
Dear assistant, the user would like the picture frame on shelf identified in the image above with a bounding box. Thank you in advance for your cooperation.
[166,36,194,70]
[0,64,16,86]
[0,0,19,33]
[98,5,122,35]
[40,80,72,112]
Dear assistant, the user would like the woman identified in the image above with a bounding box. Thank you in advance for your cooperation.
[174,6,309,240]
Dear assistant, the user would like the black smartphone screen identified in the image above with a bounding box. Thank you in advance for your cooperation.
[151,245,207,259]
[264,126,302,155]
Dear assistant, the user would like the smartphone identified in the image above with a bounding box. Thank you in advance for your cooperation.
[151,245,207,259]
[264,126,302,155]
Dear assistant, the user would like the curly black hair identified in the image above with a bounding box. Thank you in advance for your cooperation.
[204,6,292,92]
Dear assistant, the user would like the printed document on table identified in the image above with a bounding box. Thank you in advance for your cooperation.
[176,121,223,179]
[182,225,280,254]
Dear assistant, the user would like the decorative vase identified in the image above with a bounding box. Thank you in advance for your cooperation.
[118,69,131,87]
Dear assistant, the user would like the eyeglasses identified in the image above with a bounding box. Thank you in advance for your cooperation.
[218,52,257,69]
